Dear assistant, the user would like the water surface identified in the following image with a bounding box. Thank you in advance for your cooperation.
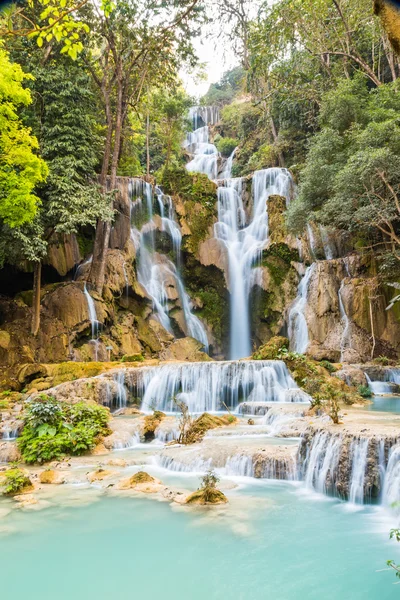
[0,479,398,599]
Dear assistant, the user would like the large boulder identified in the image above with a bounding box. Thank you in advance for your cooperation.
[160,337,211,362]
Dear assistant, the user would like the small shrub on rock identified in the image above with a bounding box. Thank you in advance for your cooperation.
[186,470,228,505]
[319,360,337,374]
[358,384,372,398]
[1,469,32,495]
[18,395,110,464]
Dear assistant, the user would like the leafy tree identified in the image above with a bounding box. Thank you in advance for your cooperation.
[0,46,48,229]
[84,0,203,295]
[149,88,192,172]
[288,76,400,269]
[0,46,111,334]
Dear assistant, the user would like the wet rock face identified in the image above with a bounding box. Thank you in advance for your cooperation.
[298,427,399,501]
[304,257,400,362]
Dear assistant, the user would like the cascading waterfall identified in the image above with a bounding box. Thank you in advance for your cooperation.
[382,445,400,510]
[338,258,352,361]
[302,431,342,495]
[129,179,209,351]
[215,170,293,359]
[185,106,293,359]
[134,360,309,413]
[288,264,315,353]
[83,284,100,358]
[220,147,237,179]
[365,368,400,395]
[348,438,369,504]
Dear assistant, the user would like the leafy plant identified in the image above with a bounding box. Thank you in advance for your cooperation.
[358,385,372,399]
[18,395,110,464]
[319,360,337,374]
[387,529,400,579]
[216,137,238,157]
[2,469,32,495]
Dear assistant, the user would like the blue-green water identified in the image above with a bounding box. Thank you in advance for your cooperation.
[0,478,398,599]
[367,395,400,414]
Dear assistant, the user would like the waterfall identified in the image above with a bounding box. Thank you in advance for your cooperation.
[288,264,315,354]
[130,180,208,351]
[382,445,400,510]
[220,147,237,179]
[83,284,100,359]
[365,368,400,395]
[189,106,220,129]
[338,279,351,362]
[306,224,317,258]
[319,225,335,260]
[302,431,342,495]
[185,126,219,179]
[225,455,254,477]
[214,170,292,359]
[185,106,293,359]
[348,438,369,504]
[135,360,309,413]
[1,428,18,441]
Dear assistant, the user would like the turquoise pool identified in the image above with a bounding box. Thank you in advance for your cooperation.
[0,477,398,599]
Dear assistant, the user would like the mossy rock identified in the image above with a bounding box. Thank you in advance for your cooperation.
[254,336,289,360]
[143,411,166,441]
[185,488,228,505]
[128,471,155,485]
[184,413,237,444]
[121,354,144,363]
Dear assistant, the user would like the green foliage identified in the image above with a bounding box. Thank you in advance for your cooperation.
[0,47,48,229]
[216,137,238,158]
[2,468,32,495]
[319,360,337,374]
[358,384,372,398]
[121,354,144,362]
[18,395,110,463]
[387,529,400,580]
[373,355,392,365]
[201,66,245,106]
[287,77,400,267]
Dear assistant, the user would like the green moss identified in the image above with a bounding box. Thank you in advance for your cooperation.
[76,231,94,259]
[263,243,299,264]
[263,258,286,286]
[128,471,155,485]
[161,167,217,255]
[253,336,289,360]
[185,488,228,505]
[184,413,238,444]
[121,354,144,363]
[143,411,166,440]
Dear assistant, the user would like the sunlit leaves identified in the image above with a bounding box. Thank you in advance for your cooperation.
[0,48,48,228]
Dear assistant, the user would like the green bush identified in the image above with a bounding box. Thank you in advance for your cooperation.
[319,360,337,374]
[2,469,32,495]
[216,137,238,157]
[358,384,372,398]
[121,354,144,362]
[18,395,110,464]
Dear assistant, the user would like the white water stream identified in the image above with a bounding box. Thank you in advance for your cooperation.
[186,107,292,359]
[288,264,315,353]
[129,178,209,351]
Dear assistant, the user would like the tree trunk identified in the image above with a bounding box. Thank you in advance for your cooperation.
[31,261,42,337]
[88,71,124,295]
[146,110,150,177]
[270,117,285,168]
